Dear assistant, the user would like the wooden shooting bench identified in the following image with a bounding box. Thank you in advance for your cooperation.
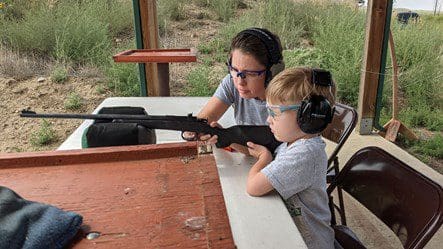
[0,142,234,248]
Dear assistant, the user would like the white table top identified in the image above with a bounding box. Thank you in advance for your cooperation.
[58,97,307,249]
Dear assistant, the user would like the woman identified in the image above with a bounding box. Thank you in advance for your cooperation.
[186,27,285,153]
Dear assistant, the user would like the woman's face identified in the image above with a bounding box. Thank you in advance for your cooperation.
[229,49,267,100]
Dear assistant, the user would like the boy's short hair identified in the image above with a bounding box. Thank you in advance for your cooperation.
[266,67,336,106]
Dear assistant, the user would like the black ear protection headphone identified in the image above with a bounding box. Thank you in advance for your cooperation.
[229,27,284,87]
[297,69,335,134]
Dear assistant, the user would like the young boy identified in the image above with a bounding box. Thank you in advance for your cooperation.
[246,67,335,249]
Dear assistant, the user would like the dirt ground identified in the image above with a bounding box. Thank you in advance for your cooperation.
[0,3,224,153]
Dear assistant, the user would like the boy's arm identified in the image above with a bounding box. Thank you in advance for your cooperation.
[246,142,274,196]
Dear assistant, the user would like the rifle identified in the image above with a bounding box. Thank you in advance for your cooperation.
[20,110,281,152]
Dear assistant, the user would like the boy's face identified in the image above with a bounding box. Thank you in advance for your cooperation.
[266,101,306,143]
[229,49,267,100]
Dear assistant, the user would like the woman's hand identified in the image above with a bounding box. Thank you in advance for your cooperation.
[198,121,221,144]
[182,121,221,145]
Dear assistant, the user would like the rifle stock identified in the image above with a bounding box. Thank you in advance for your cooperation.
[20,110,281,152]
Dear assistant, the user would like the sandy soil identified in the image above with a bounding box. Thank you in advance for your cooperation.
[0,2,226,153]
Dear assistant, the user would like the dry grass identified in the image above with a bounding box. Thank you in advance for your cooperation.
[0,47,49,80]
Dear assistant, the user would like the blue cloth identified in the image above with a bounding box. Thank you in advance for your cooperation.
[0,186,83,249]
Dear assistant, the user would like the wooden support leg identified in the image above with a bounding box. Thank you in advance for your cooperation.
[157,63,170,96]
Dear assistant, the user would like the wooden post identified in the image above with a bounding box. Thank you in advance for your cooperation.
[139,0,168,96]
[357,0,390,134]
[381,30,418,142]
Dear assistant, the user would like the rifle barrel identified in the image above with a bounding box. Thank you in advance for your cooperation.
[20,110,204,122]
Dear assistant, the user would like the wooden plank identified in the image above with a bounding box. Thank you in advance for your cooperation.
[384,119,400,142]
[388,30,399,119]
[357,0,390,134]
[0,142,235,248]
[113,49,197,63]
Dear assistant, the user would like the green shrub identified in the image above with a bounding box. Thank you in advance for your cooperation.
[283,48,323,68]
[0,47,47,79]
[3,4,56,55]
[104,39,140,96]
[400,107,443,131]
[54,2,111,65]
[215,0,307,52]
[411,134,443,159]
[1,0,125,66]
[186,65,220,96]
[106,63,140,96]
[0,0,43,21]
[193,0,209,7]
[30,119,57,146]
[95,84,106,94]
[51,65,68,83]
[158,0,185,21]
[308,3,366,106]
[64,92,83,110]
[208,0,236,22]
[85,0,133,36]
[390,21,443,124]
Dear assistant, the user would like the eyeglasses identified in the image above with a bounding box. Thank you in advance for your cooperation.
[226,63,266,80]
[266,104,301,118]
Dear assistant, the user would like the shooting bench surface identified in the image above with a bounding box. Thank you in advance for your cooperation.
[0,142,234,249]
[113,48,197,63]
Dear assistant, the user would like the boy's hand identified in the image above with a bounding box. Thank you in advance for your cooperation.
[247,142,272,164]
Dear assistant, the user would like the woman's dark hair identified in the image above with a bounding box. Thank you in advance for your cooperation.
[229,28,283,67]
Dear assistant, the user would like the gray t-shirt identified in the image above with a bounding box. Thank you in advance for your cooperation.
[261,136,334,249]
[213,74,268,125]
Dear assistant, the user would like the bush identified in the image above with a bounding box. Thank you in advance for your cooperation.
[53,2,111,65]
[30,119,57,146]
[308,3,366,106]
[106,63,140,96]
[3,4,56,55]
[410,134,443,160]
[185,65,220,96]
[64,92,83,110]
[158,0,185,21]
[208,0,237,22]
[1,0,126,66]
[0,47,47,79]
[51,65,68,83]
[283,48,323,68]
[104,39,140,96]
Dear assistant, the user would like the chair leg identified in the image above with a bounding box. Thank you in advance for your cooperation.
[337,186,347,225]
[332,157,347,225]
[329,195,337,226]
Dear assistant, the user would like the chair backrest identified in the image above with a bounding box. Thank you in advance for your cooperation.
[321,103,358,167]
[328,146,443,249]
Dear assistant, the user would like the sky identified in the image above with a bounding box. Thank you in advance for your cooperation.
[393,0,438,11]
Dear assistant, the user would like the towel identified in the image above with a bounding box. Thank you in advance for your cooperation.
[0,186,83,249]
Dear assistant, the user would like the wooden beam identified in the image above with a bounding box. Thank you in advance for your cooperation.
[357,0,390,134]
[139,0,162,96]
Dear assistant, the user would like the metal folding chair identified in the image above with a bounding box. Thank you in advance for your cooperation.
[321,103,358,225]
[327,146,443,249]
